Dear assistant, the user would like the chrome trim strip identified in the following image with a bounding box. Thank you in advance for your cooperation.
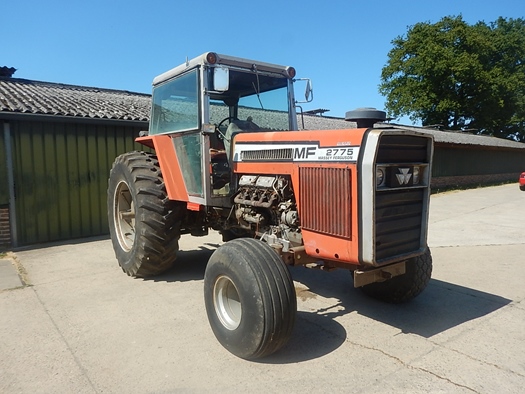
[359,129,382,264]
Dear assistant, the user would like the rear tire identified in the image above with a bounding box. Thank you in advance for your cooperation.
[204,238,296,360]
[361,248,432,303]
[107,151,184,277]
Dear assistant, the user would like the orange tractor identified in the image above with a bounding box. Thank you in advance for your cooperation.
[108,52,434,359]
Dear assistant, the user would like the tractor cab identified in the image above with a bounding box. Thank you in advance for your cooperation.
[143,52,302,206]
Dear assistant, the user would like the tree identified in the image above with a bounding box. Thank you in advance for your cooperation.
[379,16,525,141]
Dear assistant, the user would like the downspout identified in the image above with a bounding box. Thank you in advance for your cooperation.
[3,122,17,247]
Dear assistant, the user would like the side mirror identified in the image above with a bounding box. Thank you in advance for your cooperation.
[294,78,314,103]
[305,79,313,102]
[213,66,229,92]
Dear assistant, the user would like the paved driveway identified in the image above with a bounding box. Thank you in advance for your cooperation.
[1,184,524,393]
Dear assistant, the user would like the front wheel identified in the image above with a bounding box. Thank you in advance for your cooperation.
[361,248,433,303]
[204,238,296,360]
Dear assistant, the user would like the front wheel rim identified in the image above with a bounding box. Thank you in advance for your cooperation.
[213,275,242,330]
[114,180,135,252]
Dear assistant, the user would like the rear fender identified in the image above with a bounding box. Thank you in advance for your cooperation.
[136,135,189,202]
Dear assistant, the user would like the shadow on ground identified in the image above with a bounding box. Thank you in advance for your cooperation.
[259,311,347,364]
[147,242,220,283]
[291,266,511,338]
[12,235,110,252]
[142,243,511,363]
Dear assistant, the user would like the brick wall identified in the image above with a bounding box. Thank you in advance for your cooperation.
[0,206,11,249]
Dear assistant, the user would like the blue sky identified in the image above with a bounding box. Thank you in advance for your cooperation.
[3,0,523,123]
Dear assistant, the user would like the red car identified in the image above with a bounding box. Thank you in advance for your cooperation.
[520,172,525,191]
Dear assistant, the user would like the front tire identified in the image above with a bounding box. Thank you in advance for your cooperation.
[204,238,296,360]
[361,248,433,303]
[107,151,184,277]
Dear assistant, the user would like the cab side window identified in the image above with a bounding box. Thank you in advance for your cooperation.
[150,70,200,135]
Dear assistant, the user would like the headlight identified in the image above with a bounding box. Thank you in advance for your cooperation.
[376,167,385,187]
[413,166,420,184]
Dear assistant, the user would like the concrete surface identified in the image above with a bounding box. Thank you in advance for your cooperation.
[1,183,524,393]
[0,258,23,290]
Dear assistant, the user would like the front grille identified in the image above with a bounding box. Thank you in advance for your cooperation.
[300,167,352,239]
[376,135,429,163]
[375,189,424,260]
[374,134,431,262]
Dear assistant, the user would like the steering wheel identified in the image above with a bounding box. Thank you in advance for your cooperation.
[216,116,237,140]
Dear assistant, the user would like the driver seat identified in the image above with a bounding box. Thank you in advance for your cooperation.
[224,118,261,161]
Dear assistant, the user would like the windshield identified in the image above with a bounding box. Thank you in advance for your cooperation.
[209,69,290,131]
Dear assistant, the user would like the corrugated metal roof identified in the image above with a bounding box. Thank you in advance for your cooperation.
[300,114,356,130]
[1,76,523,150]
[300,117,525,149]
[0,77,151,121]
[378,123,525,149]
[0,76,356,130]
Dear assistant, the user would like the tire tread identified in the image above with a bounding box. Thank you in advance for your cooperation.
[108,151,184,277]
[361,248,432,303]
[204,238,296,359]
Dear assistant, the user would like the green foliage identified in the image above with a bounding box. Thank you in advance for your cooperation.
[380,16,525,141]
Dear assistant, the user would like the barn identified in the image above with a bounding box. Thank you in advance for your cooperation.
[1,69,150,247]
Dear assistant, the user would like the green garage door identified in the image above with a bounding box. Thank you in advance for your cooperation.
[9,119,148,246]
[0,127,8,206]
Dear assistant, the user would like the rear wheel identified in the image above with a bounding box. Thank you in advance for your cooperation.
[107,151,184,277]
[361,248,432,303]
[204,238,296,360]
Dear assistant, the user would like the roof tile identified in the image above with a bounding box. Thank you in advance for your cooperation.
[0,77,151,121]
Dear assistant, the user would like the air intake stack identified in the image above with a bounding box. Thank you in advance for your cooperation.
[345,107,386,128]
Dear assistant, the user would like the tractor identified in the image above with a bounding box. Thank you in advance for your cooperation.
[107,52,434,360]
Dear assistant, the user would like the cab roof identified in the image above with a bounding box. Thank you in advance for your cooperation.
[152,52,295,86]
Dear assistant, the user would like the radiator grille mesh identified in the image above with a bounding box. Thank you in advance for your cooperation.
[299,167,352,239]
[240,148,293,161]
